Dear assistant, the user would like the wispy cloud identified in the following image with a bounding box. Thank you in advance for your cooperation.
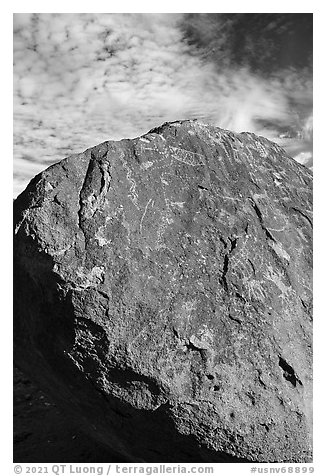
[13,13,312,197]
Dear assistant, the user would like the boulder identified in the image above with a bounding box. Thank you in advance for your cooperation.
[14,120,313,462]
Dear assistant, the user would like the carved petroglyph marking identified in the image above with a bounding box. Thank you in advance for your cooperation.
[169,201,185,209]
[156,197,185,244]
[138,143,173,169]
[154,168,187,248]
[95,223,111,247]
[264,265,293,303]
[74,266,105,290]
[254,139,269,158]
[140,161,154,171]
[246,279,266,302]
[300,280,312,294]
[170,146,205,167]
[269,241,290,263]
[213,191,242,203]
[96,235,110,247]
[230,147,243,163]
[156,206,174,250]
[139,145,155,152]
[126,167,139,209]
[179,300,197,323]
[120,208,132,245]
[218,231,269,304]
[251,192,268,201]
[273,178,282,187]
[139,199,153,234]
[50,243,74,256]
[119,151,140,210]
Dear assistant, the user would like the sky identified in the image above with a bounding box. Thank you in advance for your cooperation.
[13,13,313,197]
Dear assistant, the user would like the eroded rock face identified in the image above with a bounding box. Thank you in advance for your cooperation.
[14,120,313,463]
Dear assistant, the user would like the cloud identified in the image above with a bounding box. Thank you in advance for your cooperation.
[178,13,313,165]
[13,13,313,197]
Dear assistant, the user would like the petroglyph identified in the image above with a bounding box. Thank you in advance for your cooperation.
[119,151,140,210]
[254,139,270,158]
[246,279,266,302]
[140,161,154,171]
[213,191,243,203]
[264,265,293,303]
[126,167,139,209]
[50,243,74,256]
[156,205,174,250]
[75,265,105,290]
[95,226,111,247]
[168,200,185,209]
[170,146,205,167]
[139,198,153,234]
[269,240,290,263]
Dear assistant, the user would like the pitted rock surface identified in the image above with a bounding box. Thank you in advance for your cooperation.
[14,120,313,463]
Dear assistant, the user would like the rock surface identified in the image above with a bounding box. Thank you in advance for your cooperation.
[14,120,313,463]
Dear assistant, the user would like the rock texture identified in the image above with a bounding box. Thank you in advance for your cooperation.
[14,120,313,463]
[13,366,126,463]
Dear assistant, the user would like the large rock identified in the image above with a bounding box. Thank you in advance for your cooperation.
[14,120,313,463]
